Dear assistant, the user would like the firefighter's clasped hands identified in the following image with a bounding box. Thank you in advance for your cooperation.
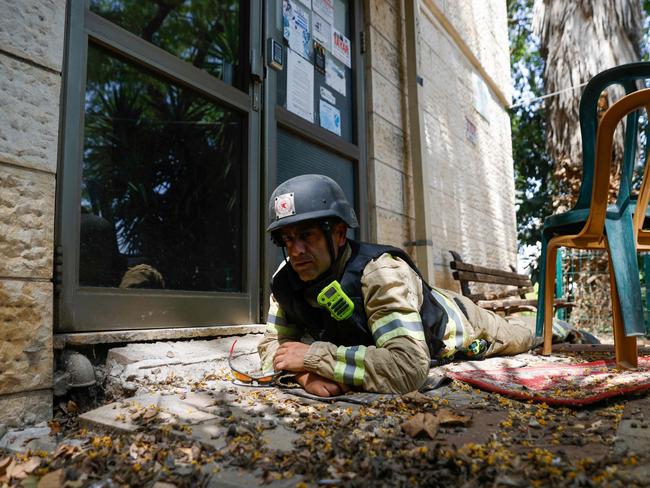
[273,341,348,397]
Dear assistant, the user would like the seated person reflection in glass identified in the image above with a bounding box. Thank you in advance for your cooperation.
[79,210,165,289]
[119,264,165,289]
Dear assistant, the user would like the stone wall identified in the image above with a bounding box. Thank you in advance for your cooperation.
[364,0,516,290]
[364,0,414,247]
[0,0,65,426]
[427,0,511,100]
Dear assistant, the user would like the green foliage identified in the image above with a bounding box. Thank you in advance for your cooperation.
[507,0,555,275]
[89,0,242,85]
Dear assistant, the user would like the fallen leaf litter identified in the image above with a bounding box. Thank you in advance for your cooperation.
[1,353,650,487]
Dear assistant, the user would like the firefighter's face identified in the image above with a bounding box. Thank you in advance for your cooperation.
[279,221,347,281]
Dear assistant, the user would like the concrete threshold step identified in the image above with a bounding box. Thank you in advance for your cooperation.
[105,333,264,397]
[54,324,266,349]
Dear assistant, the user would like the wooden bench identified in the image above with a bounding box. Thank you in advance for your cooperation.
[449,250,574,315]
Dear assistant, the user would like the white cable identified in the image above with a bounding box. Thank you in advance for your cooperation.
[510,81,589,109]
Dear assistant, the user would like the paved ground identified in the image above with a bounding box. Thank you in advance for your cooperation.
[2,335,650,486]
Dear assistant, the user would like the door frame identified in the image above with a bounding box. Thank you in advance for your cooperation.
[55,0,262,332]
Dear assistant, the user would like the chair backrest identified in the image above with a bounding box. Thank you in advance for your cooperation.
[575,62,650,211]
[581,88,650,240]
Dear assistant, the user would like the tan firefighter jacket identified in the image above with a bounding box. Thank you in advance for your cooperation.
[258,244,478,394]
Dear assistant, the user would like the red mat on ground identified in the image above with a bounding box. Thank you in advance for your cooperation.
[447,357,650,406]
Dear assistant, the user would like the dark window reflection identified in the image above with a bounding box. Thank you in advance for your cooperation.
[80,44,244,292]
[89,0,245,89]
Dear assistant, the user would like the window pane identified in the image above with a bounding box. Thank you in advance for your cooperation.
[89,0,245,89]
[80,44,245,292]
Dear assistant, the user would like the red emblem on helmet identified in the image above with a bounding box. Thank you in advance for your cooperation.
[274,192,296,219]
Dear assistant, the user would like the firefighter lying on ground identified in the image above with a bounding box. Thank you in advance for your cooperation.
[258,174,585,397]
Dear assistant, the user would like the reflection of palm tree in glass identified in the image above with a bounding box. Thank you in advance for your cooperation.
[82,44,243,292]
[90,0,243,87]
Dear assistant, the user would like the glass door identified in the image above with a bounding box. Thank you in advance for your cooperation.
[56,0,262,331]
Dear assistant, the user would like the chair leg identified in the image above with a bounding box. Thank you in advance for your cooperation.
[605,212,646,336]
[542,241,558,355]
[608,250,638,369]
[536,232,550,338]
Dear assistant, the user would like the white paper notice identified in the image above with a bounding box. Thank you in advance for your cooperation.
[331,28,351,68]
[319,99,341,136]
[283,0,311,60]
[325,55,346,96]
[313,0,334,24]
[320,86,336,105]
[312,14,331,51]
[287,49,314,123]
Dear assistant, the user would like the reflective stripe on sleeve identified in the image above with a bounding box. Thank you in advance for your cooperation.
[370,311,425,347]
[267,300,285,322]
[430,287,467,358]
[266,322,299,337]
[333,345,367,386]
[266,302,298,336]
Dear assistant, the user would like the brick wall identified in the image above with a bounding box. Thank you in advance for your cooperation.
[0,0,65,426]
[364,0,516,290]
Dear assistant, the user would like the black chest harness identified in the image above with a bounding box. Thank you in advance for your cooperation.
[270,240,447,358]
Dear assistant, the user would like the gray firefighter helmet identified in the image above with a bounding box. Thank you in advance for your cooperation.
[267,174,358,234]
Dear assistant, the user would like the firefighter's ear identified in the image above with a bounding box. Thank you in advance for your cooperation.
[332,222,348,247]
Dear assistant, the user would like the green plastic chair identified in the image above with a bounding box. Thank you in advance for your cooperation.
[535,63,650,367]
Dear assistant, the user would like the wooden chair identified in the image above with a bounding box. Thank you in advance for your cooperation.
[539,88,650,368]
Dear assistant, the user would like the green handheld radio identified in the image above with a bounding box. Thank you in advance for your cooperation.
[465,339,488,358]
[317,280,354,321]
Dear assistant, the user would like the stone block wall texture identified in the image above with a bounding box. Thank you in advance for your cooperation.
[364,0,516,291]
[364,0,413,249]
[430,0,512,101]
[0,0,65,426]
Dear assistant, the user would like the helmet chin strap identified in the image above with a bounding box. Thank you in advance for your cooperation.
[280,245,288,263]
[314,219,346,284]
[319,220,336,268]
